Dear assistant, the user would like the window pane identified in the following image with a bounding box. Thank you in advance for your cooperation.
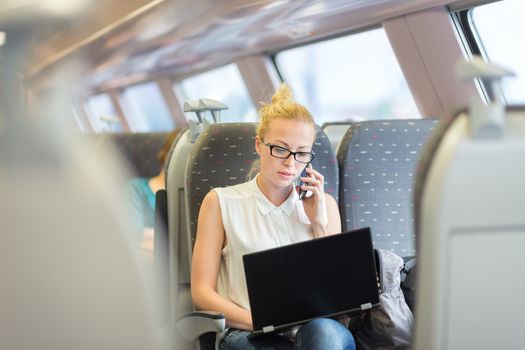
[471,0,525,104]
[84,94,123,133]
[275,28,420,124]
[177,64,257,123]
[121,82,175,132]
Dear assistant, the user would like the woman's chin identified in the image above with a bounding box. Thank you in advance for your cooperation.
[274,178,295,188]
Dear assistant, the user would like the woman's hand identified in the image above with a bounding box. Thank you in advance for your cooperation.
[300,166,328,236]
[299,166,341,237]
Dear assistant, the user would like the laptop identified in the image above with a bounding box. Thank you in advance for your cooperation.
[243,227,380,337]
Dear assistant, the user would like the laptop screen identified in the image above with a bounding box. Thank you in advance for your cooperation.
[243,227,379,333]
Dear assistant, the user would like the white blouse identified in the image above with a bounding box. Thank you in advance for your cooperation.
[213,175,313,310]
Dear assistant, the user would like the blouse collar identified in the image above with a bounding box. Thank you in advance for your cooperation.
[249,175,298,216]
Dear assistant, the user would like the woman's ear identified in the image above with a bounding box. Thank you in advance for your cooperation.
[255,136,262,156]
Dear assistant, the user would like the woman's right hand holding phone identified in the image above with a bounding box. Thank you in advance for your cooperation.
[299,164,330,237]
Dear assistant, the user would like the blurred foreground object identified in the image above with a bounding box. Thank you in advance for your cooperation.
[413,57,525,350]
[0,2,160,349]
[0,136,161,350]
[0,0,92,26]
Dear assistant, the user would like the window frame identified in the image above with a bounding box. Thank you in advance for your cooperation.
[270,25,421,123]
[83,92,124,133]
[119,81,176,132]
[450,2,523,105]
[175,63,259,123]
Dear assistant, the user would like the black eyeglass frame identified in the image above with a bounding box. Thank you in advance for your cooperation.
[260,139,315,164]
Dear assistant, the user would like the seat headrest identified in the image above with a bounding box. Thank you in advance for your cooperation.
[95,132,169,179]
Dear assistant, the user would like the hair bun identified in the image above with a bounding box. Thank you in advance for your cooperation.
[271,83,293,104]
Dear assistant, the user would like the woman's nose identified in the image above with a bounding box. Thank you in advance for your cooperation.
[282,154,296,166]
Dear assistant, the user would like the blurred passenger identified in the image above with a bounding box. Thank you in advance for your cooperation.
[126,128,181,259]
[191,84,356,350]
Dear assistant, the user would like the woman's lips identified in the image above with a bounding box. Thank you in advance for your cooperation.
[278,171,295,178]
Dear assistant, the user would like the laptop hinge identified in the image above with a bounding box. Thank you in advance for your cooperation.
[262,325,275,333]
[360,303,373,310]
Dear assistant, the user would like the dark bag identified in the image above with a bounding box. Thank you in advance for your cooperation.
[348,249,413,350]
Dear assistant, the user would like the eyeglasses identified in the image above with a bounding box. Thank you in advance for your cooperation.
[260,139,315,164]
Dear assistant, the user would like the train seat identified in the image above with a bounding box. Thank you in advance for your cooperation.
[176,122,338,349]
[336,119,438,258]
[160,100,226,350]
[94,132,169,180]
[162,123,212,350]
[413,106,525,350]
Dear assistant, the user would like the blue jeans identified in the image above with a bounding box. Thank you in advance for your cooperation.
[219,318,356,350]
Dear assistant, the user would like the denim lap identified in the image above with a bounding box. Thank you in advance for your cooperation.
[219,329,293,350]
[294,318,356,350]
[219,318,355,350]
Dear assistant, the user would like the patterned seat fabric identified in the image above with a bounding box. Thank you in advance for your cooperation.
[185,122,338,250]
[95,132,169,179]
[337,119,438,258]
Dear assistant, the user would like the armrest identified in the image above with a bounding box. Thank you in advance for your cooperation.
[176,311,226,342]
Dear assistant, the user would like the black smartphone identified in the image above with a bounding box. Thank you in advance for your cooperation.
[298,163,312,200]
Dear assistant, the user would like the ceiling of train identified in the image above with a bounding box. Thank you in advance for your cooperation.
[12,0,452,91]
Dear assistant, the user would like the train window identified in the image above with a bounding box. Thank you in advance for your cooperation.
[468,0,525,104]
[176,64,257,122]
[84,94,123,133]
[121,82,175,132]
[274,28,420,124]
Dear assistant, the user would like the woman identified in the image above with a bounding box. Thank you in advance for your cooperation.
[126,128,181,259]
[191,84,355,350]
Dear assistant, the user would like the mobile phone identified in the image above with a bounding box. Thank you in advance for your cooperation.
[298,163,312,200]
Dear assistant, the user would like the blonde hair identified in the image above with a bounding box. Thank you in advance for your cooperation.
[247,84,315,179]
[256,83,315,140]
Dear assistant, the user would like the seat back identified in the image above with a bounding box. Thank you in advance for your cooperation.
[185,122,258,251]
[312,125,340,203]
[95,132,169,180]
[162,100,231,350]
[164,117,218,350]
[413,107,525,350]
[337,119,438,258]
